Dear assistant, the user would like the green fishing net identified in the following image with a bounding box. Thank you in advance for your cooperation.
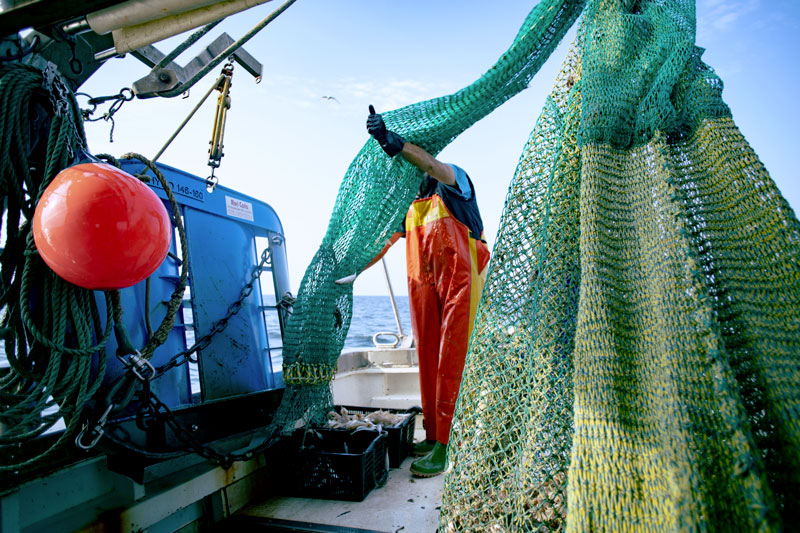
[275,0,800,530]
[271,0,585,429]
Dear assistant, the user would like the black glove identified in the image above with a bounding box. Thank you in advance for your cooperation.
[367,105,405,157]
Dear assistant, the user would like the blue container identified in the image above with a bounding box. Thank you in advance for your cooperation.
[98,160,291,409]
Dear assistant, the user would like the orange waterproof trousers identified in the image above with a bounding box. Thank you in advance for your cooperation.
[405,194,490,445]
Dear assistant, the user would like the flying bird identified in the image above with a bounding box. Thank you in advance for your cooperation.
[321,95,340,103]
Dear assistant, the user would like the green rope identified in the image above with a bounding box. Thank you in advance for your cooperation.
[99,152,190,360]
[0,64,109,470]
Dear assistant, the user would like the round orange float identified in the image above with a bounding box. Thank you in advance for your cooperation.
[33,162,172,290]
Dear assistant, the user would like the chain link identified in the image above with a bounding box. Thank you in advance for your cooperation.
[42,63,71,118]
[76,88,134,142]
[90,247,291,464]
[142,388,274,468]
[153,247,272,378]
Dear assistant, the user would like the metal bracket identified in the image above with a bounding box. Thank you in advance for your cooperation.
[131,33,262,98]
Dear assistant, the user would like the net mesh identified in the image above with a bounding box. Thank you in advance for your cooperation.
[270,0,586,432]
[441,1,800,531]
[272,0,800,530]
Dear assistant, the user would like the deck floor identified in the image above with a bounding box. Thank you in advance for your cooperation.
[239,445,443,532]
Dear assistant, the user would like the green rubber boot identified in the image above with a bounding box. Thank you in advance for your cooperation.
[412,439,436,457]
[409,441,447,477]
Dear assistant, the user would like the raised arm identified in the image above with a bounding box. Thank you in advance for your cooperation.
[399,142,455,186]
[366,105,456,186]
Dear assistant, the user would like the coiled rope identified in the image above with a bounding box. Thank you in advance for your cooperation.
[0,63,113,470]
[0,63,189,470]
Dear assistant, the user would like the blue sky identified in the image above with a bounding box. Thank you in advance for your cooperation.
[82,0,800,296]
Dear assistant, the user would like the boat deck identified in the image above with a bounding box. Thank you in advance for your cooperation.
[228,416,443,533]
[233,456,444,532]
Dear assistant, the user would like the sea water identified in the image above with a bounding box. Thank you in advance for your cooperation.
[240,294,412,352]
[342,295,412,350]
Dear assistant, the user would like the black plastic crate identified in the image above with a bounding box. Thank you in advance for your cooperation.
[277,428,389,502]
[335,405,419,468]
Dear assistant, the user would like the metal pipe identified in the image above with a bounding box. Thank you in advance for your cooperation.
[62,17,91,35]
[86,0,221,35]
[94,47,121,61]
[155,0,295,98]
[111,0,273,55]
[381,257,405,337]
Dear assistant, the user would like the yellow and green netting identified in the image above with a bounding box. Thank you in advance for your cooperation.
[274,0,800,530]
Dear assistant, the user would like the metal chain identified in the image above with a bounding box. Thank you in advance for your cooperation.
[42,63,71,118]
[77,88,134,120]
[80,242,289,463]
[142,388,274,468]
[76,88,134,142]
[153,247,272,379]
[90,247,290,464]
[88,331,273,465]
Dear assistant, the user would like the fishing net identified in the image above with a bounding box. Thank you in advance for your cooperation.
[270,0,585,430]
[441,1,800,531]
[276,0,800,530]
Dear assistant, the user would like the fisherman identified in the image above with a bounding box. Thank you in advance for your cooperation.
[340,106,490,477]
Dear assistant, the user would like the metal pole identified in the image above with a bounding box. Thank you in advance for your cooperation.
[381,257,405,337]
[151,73,224,163]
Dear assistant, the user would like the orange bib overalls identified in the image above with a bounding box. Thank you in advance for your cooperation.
[405,183,490,444]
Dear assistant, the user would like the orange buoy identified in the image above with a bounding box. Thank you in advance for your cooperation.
[33,162,172,290]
